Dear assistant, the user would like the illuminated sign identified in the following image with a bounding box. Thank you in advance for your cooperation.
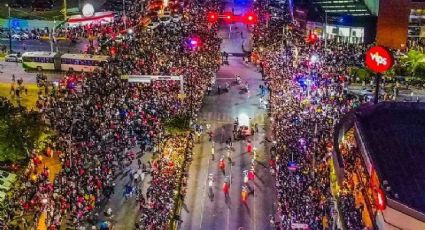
[365,46,394,73]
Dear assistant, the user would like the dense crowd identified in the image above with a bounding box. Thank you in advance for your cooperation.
[252,0,371,229]
[4,0,222,229]
[138,134,193,228]
[339,130,372,230]
[3,0,403,228]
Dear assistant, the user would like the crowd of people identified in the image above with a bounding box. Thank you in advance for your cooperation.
[3,0,223,229]
[252,0,371,229]
[338,130,373,230]
[2,0,409,228]
[138,134,193,229]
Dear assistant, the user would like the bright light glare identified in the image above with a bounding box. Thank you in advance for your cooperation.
[190,40,198,45]
[128,29,134,34]
[310,55,319,63]
[238,113,250,126]
[82,4,95,17]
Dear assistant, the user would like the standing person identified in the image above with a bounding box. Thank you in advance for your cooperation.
[247,141,252,153]
[207,85,211,95]
[219,156,225,174]
[211,143,215,160]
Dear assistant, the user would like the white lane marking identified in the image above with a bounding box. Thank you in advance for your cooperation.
[199,131,213,229]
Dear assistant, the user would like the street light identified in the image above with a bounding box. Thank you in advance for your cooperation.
[122,0,127,29]
[5,4,12,53]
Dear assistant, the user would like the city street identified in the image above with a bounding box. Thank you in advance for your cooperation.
[1,0,425,229]
[180,56,276,230]
[0,38,89,53]
[181,1,277,228]
[0,60,63,83]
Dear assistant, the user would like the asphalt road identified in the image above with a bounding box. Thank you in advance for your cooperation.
[180,57,276,230]
[181,1,277,227]
[0,38,89,53]
[0,60,63,83]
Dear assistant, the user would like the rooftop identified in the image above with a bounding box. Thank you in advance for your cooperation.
[356,102,425,214]
[60,53,109,61]
[22,52,57,58]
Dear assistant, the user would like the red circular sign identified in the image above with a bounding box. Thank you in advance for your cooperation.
[365,46,394,73]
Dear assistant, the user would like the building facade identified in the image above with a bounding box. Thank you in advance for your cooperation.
[376,0,425,49]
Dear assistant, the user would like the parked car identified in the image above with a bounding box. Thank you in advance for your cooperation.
[0,170,17,183]
[11,33,21,40]
[5,53,22,62]
[19,32,30,40]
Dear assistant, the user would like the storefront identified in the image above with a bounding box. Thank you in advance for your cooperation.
[306,21,364,44]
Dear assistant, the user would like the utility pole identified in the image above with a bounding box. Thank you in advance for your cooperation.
[324,12,328,50]
[63,0,67,19]
[123,0,127,29]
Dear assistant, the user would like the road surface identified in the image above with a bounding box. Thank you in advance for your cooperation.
[181,1,277,229]
[0,38,89,53]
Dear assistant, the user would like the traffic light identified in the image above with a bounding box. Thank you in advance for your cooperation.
[243,12,257,24]
[223,12,233,23]
[207,11,218,24]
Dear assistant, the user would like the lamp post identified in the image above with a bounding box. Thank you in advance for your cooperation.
[63,0,67,19]
[324,11,328,50]
[5,4,12,53]
[123,0,127,29]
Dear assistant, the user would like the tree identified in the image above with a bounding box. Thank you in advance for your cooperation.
[0,99,51,162]
[402,50,425,76]
[413,62,425,80]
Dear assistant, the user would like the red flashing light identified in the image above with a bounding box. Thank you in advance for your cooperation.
[243,12,257,24]
[223,12,233,23]
[207,12,219,23]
